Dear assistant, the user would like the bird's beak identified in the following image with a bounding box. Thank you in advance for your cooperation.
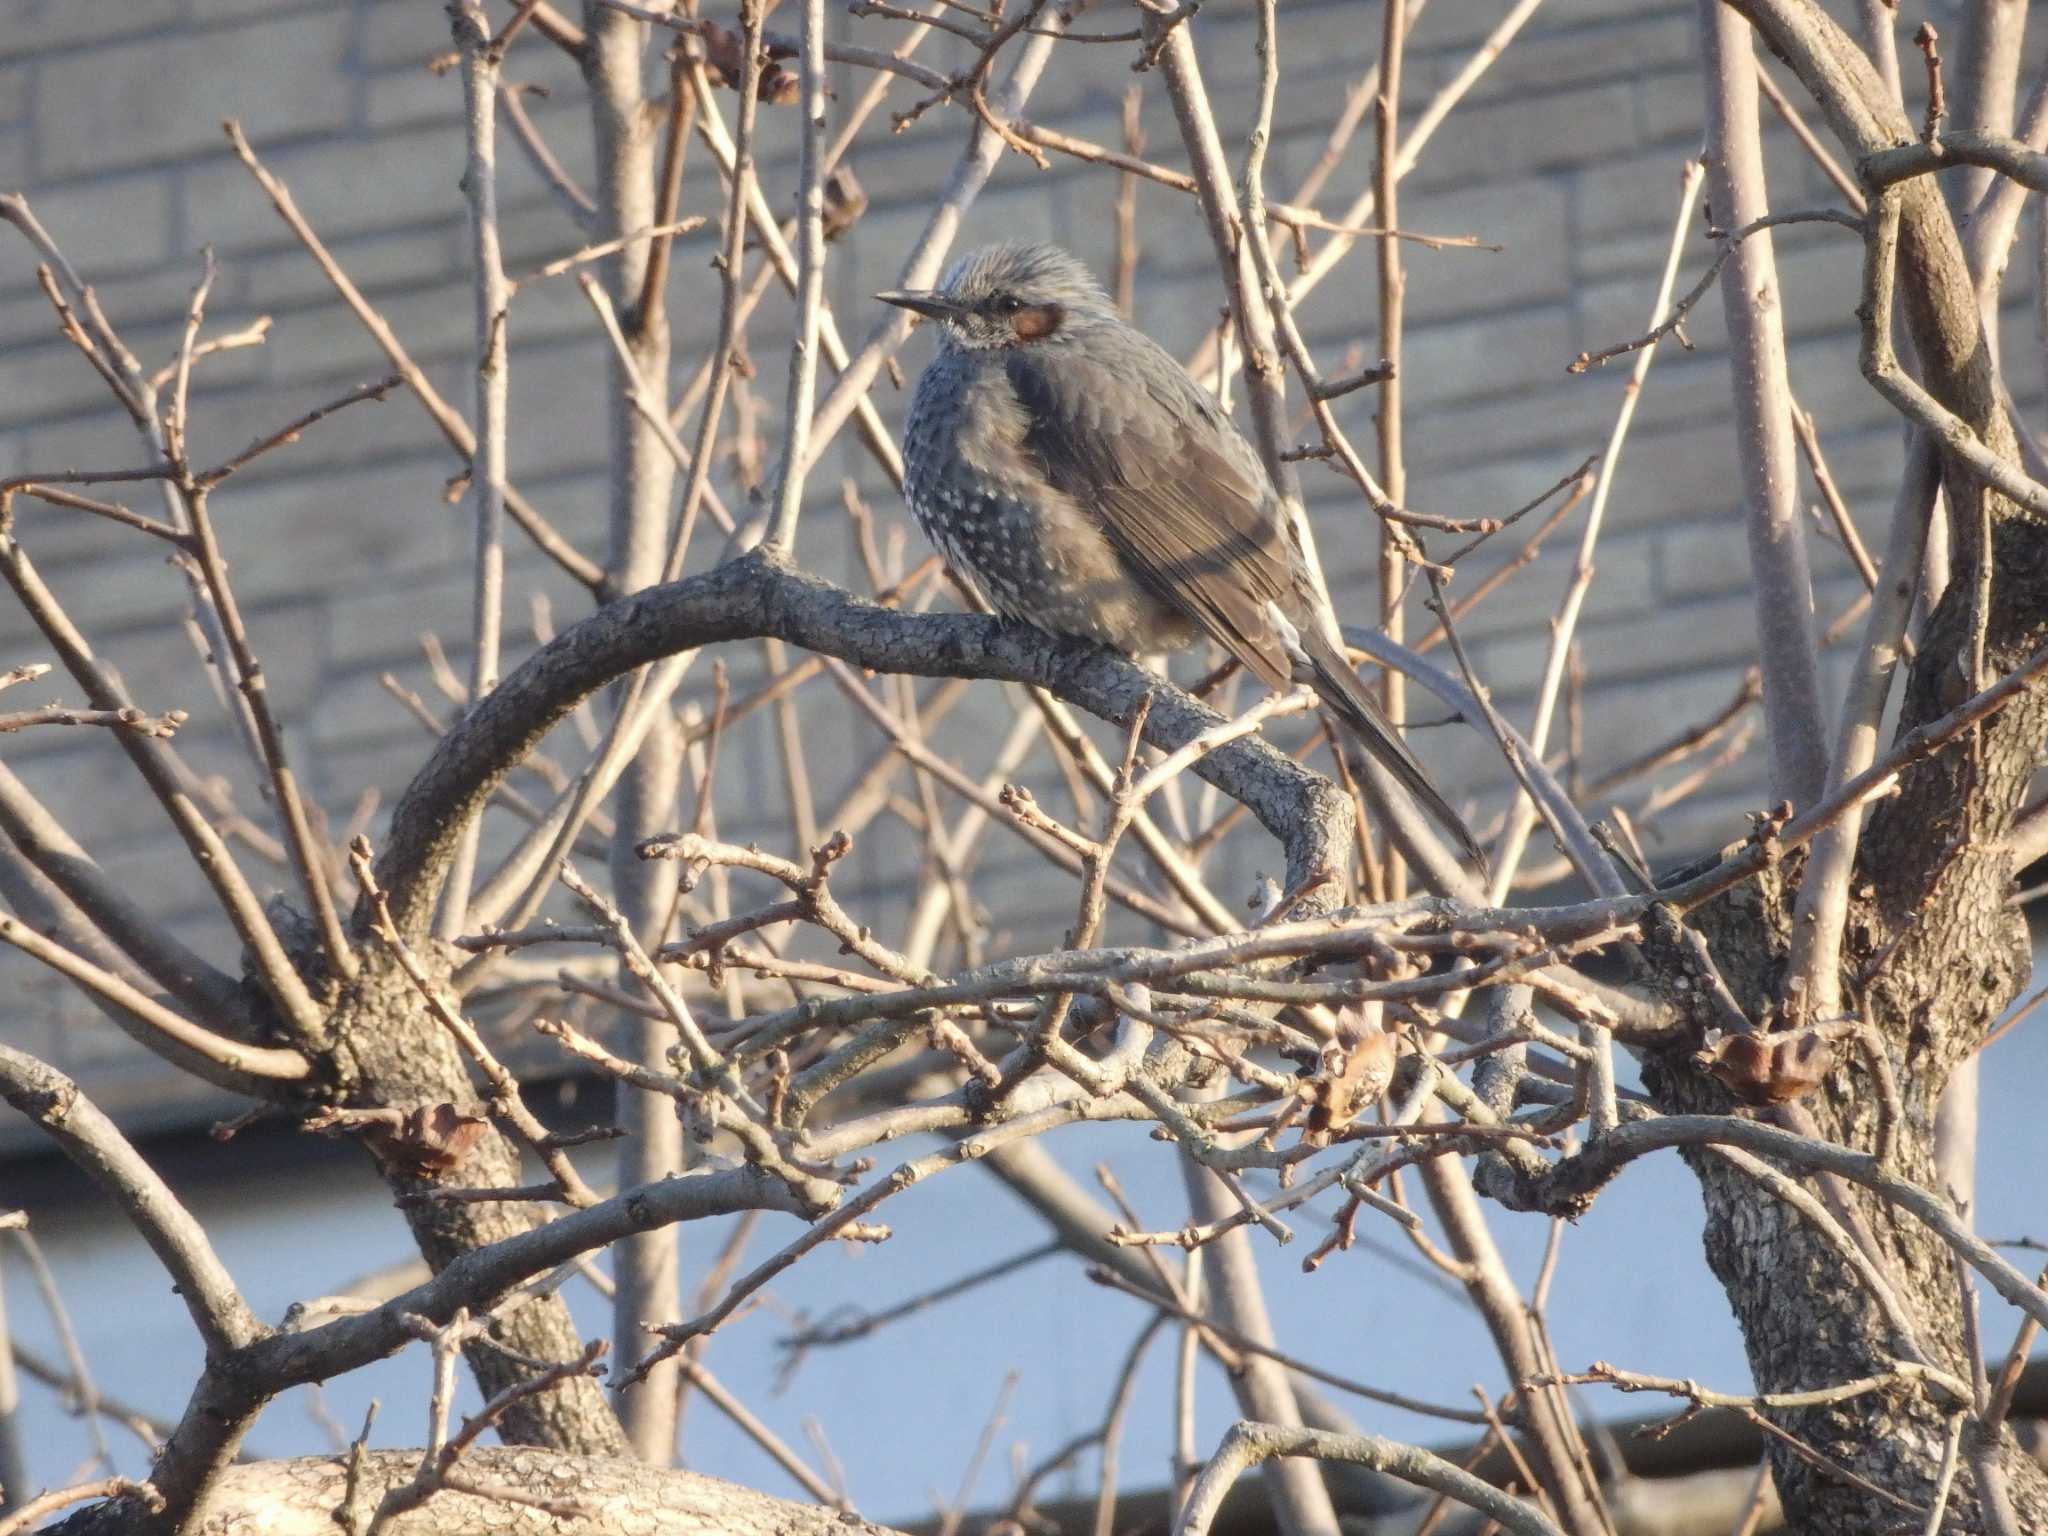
[876,289,963,323]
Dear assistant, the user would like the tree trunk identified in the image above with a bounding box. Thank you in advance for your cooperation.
[1655,858,2048,1532]
[327,954,629,1457]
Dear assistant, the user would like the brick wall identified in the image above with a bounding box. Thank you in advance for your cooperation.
[0,0,2029,1141]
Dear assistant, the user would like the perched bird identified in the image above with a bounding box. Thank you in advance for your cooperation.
[880,242,1481,867]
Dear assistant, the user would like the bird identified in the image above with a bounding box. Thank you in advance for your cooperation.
[879,241,1483,869]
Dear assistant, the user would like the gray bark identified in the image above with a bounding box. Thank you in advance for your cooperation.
[1179,1159,1341,1536]
[583,0,688,1463]
[323,956,631,1459]
[1696,0,1829,811]
[79,1449,906,1536]
[1649,3,2048,1527]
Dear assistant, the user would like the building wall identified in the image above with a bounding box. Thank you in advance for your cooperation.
[2,0,2044,1511]
[8,0,2001,1129]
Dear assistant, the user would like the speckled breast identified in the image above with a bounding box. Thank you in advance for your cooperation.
[900,350,1195,656]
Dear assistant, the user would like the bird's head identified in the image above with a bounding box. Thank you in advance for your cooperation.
[877,242,1116,351]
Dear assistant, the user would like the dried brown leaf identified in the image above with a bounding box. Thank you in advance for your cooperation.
[1696,1026,1839,1106]
[699,19,801,103]
[822,167,867,243]
[756,64,801,105]
[304,1102,487,1174]
[1305,1021,1398,1138]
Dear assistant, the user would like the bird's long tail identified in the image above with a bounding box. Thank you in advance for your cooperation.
[1302,630,1488,874]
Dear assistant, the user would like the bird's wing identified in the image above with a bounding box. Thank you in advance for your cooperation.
[1003,340,1300,694]
[1005,338,1486,868]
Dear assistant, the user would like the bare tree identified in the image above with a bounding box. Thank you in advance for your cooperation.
[3,0,2048,1533]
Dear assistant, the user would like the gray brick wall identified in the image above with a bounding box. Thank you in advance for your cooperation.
[0,0,2030,1139]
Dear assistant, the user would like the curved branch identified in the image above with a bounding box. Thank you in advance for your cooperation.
[0,761,252,1033]
[126,1163,808,1534]
[1718,0,2005,473]
[1723,0,2046,1010]
[0,1045,262,1357]
[0,915,311,1092]
[254,1167,805,1388]
[375,553,1355,939]
[1483,1111,2048,1332]
[1175,1421,1561,1536]
[1864,129,2048,195]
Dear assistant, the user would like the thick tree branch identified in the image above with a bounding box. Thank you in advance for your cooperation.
[0,1045,262,1357]
[1720,1,2046,1080]
[112,1163,806,1535]
[170,1449,908,1536]
[1483,1111,2048,1332]
[580,0,691,1460]
[374,553,1355,939]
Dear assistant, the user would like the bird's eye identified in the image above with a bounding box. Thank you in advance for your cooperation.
[991,294,1024,315]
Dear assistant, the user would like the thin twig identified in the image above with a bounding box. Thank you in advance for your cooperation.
[220,124,603,592]
[349,839,601,1207]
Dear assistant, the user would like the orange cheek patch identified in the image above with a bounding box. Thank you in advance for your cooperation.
[1011,304,1064,341]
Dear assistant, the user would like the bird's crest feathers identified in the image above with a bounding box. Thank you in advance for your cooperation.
[937,242,1115,312]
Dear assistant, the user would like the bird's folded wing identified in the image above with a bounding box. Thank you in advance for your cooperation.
[1005,342,1484,866]
[1003,345,1300,694]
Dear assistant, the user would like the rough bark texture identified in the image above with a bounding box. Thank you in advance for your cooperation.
[1649,866,2047,1535]
[169,1449,901,1535]
[374,552,1356,939]
[215,552,1359,1483]
[324,954,630,1458]
[1649,3,2048,1529]
[26,5,2048,1527]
